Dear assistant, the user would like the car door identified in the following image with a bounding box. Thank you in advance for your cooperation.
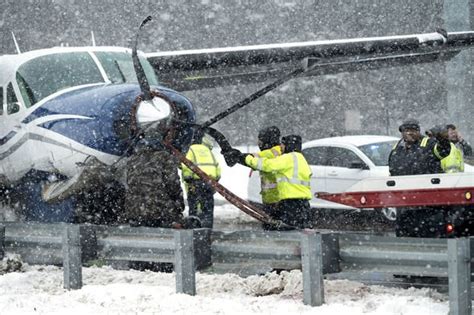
[301,146,328,194]
[324,146,371,193]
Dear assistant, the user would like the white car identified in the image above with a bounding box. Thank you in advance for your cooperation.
[248,135,399,212]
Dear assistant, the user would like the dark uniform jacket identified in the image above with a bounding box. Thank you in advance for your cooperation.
[125,145,185,227]
[388,137,451,176]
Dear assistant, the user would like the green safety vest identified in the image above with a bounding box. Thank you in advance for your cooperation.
[182,144,221,180]
[245,151,312,201]
[254,145,282,204]
[435,142,464,173]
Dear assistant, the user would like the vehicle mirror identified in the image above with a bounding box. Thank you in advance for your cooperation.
[349,161,369,170]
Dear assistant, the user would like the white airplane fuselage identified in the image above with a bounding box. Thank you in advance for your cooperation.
[0,46,195,222]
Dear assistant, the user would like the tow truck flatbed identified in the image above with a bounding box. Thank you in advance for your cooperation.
[317,173,474,237]
[317,173,474,208]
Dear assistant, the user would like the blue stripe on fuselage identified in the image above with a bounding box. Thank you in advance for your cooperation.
[31,84,140,156]
[22,83,196,155]
[0,131,17,145]
[22,84,139,124]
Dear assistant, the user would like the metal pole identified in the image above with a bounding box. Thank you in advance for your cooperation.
[174,230,196,295]
[301,231,324,306]
[443,0,473,144]
[62,224,83,290]
[447,237,471,315]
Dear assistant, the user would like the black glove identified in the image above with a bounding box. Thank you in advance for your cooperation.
[222,148,242,167]
[232,149,251,166]
[237,152,250,166]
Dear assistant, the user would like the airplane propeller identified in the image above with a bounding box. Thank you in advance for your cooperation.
[132,15,153,101]
[131,16,175,135]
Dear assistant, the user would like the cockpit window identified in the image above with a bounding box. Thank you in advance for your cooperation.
[7,82,20,114]
[94,51,158,86]
[16,52,104,107]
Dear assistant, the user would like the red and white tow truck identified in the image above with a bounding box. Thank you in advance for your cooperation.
[317,172,474,237]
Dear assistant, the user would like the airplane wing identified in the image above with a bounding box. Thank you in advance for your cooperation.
[146,31,474,91]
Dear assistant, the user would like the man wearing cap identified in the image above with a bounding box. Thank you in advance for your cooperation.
[222,126,282,227]
[227,135,313,229]
[389,119,452,176]
[447,124,472,162]
[389,119,452,237]
[250,127,283,224]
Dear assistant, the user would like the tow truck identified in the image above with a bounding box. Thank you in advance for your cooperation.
[317,172,474,237]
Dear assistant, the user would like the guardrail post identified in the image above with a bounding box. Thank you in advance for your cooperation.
[301,230,324,306]
[448,237,471,315]
[62,224,82,290]
[174,230,196,295]
[0,224,5,260]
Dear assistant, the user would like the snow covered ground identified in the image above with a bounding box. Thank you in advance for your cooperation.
[0,147,453,314]
[0,264,449,315]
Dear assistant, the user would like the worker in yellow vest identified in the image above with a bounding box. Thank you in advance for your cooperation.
[181,129,221,228]
[437,142,464,173]
[447,124,472,160]
[225,135,313,229]
[252,126,283,227]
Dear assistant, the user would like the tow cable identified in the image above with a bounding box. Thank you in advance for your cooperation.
[163,139,295,230]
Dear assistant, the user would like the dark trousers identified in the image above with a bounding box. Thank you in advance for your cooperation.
[261,203,279,230]
[186,180,215,229]
[263,199,312,230]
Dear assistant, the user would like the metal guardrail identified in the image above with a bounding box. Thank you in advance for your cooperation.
[0,222,472,315]
[338,234,453,276]
[1,222,211,294]
[211,230,339,274]
[336,234,472,315]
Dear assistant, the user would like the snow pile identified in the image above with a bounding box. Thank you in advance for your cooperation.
[0,264,448,314]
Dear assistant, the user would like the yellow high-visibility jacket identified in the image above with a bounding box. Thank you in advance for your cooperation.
[436,142,464,173]
[253,145,282,204]
[245,151,312,200]
[182,143,221,181]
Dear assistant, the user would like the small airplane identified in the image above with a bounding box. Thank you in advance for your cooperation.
[1,17,473,223]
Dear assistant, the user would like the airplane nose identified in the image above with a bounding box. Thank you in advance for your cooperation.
[136,96,171,127]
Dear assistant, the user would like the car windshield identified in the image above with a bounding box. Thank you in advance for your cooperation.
[358,140,397,166]
[16,52,105,107]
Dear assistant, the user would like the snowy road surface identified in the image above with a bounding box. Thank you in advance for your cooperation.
[0,263,449,315]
